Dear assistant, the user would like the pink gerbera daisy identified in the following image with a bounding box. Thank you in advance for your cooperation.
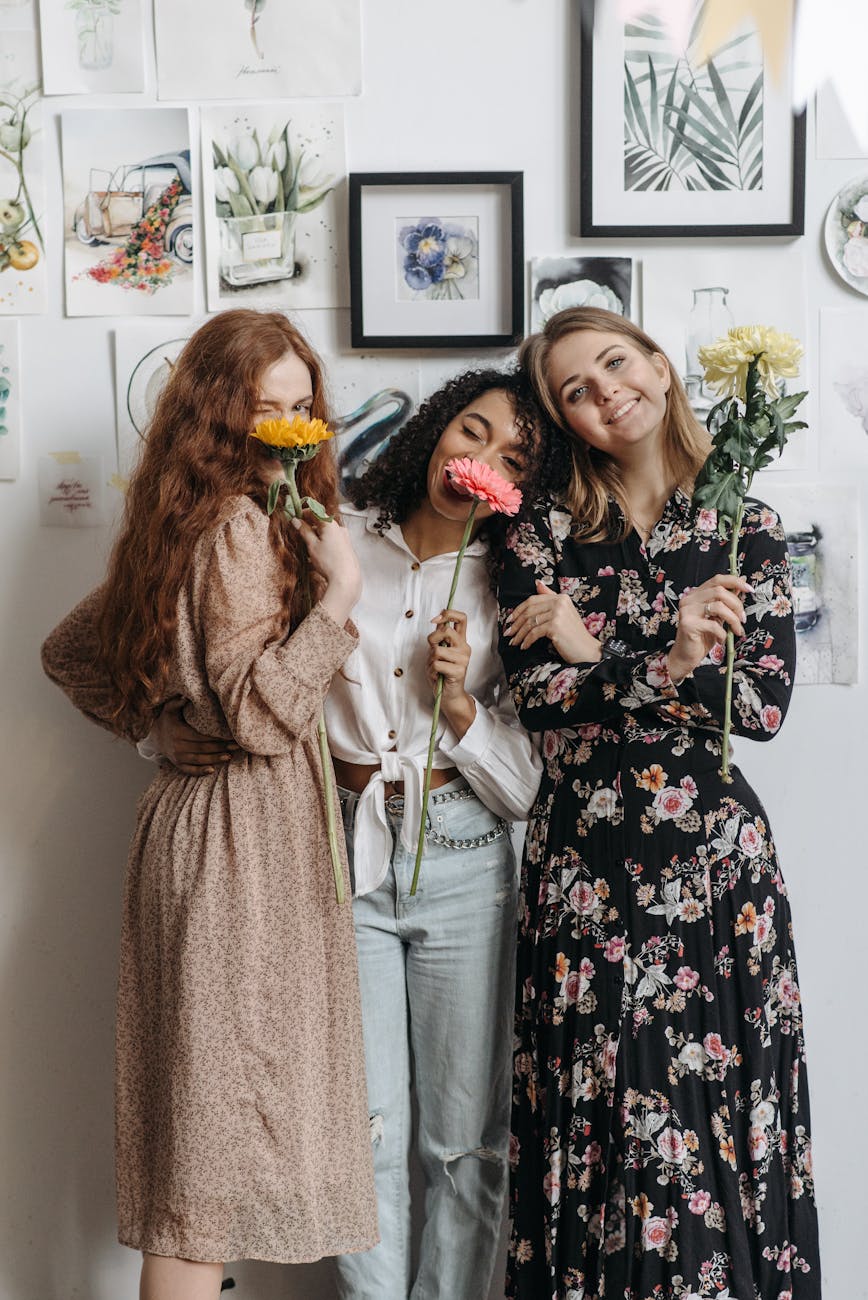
[445,456,523,516]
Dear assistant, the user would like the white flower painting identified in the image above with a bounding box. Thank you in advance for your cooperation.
[201,104,346,311]
[531,256,634,330]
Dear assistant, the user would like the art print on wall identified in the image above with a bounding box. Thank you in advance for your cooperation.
[40,0,145,96]
[0,318,20,479]
[530,255,634,330]
[642,243,810,468]
[819,308,868,469]
[201,104,346,312]
[823,173,868,296]
[38,452,107,527]
[323,353,420,494]
[62,108,194,316]
[350,172,524,348]
[154,0,361,101]
[0,31,46,314]
[769,483,859,686]
[114,323,192,479]
[581,0,805,236]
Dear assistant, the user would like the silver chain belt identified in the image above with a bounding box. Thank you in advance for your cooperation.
[383,786,509,851]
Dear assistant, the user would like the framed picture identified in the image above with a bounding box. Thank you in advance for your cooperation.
[580,0,806,237]
[349,171,524,348]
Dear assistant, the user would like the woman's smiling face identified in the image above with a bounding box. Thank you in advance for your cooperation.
[546,328,671,461]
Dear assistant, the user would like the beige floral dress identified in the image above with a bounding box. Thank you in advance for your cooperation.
[41,496,378,1264]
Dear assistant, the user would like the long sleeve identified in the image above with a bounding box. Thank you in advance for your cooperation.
[497,507,680,731]
[497,502,795,742]
[201,505,358,755]
[41,587,138,742]
[653,503,795,741]
[439,669,542,820]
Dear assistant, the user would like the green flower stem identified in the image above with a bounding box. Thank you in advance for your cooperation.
[280,454,345,904]
[410,499,479,897]
[719,498,745,784]
[317,712,345,905]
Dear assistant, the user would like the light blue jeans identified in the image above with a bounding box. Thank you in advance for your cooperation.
[333,777,518,1300]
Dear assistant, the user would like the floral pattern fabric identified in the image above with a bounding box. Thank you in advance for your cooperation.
[497,490,820,1300]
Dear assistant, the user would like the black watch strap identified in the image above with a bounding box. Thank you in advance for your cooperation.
[601,637,633,660]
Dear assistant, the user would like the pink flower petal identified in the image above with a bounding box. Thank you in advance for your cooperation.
[444,456,522,516]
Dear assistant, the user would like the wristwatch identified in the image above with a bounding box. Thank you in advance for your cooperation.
[601,637,633,660]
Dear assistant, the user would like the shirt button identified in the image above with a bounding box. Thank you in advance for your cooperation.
[411,561,420,571]
[405,609,414,618]
[387,729,397,739]
[394,667,403,677]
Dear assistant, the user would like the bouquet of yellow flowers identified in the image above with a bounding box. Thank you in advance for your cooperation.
[692,325,807,781]
[251,414,345,902]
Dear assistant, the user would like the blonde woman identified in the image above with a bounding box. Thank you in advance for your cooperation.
[498,308,820,1300]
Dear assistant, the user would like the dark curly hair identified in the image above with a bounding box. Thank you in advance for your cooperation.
[344,367,570,536]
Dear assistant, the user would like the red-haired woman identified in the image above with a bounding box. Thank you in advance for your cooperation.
[41,310,378,1299]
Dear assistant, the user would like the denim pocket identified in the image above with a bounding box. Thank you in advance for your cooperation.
[429,790,506,849]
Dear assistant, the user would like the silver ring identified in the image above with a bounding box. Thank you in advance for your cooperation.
[704,602,711,618]
[533,614,539,626]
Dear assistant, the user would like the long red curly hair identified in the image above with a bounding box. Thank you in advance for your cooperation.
[97,308,339,737]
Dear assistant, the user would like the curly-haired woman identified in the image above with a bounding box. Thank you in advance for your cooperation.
[40,310,378,1300]
[161,367,569,1299]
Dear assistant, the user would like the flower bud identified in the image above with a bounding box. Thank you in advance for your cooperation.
[214,166,240,203]
[249,165,278,207]
[230,131,259,172]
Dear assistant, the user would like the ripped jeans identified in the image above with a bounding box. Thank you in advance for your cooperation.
[333,777,518,1300]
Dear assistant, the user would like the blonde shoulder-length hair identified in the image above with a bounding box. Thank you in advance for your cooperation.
[519,306,711,540]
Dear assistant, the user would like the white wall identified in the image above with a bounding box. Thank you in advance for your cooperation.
[0,1,864,1296]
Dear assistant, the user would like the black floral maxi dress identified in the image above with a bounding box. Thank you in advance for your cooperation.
[497,490,820,1300]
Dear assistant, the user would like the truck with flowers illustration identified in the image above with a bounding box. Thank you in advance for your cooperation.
[72,150,193,264]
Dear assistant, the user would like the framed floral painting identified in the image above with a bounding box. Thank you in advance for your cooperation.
[580,0,806,237]
[349,171,524,348]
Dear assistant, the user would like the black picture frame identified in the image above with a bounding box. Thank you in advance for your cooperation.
[580,1,806,238]
[349,171,524,349]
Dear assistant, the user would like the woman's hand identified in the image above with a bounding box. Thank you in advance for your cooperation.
[668,573,753,682]
[427,608,476,739]
[292,514,362,625]
[504,580,603,665]
[153,699,237,776]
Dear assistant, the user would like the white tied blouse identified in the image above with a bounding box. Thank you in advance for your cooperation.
[330,505,541,897]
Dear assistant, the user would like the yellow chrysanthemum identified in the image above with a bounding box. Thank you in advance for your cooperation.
[250,415,334,450]
[698,325,804,401]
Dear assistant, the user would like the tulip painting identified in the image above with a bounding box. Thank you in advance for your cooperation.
[202,104,346,310]
[211,120,337,224]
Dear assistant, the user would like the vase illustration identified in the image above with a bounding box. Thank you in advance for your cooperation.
[685,286,735,410]
[219,211,297,287]
[76,7,114,70]
[786,526,821,632]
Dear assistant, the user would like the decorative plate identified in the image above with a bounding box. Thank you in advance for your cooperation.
[824,174,868,296]
[126,338,188,436]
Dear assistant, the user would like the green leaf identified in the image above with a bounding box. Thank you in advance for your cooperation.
[624,61,653,149]
[737,73,763,134]
[300,496,333,522]
[705,57,738,138]
[266,478,283,516]
[775,390,808,420]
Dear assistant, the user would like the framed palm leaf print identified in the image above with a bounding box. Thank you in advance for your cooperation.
[580,0,805,237]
